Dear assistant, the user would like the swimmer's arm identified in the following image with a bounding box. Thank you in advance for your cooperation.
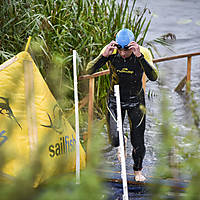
[138,47,158,81]
[86,53,109,75]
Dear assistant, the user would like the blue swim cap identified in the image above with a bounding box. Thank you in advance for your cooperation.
[115,28,135,48]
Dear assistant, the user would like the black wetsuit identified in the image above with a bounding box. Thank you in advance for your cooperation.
[87,49,157,171]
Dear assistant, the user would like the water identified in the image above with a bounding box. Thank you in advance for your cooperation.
[103,0,200,197]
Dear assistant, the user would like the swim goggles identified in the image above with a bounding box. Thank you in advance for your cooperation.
[115,44,130,50]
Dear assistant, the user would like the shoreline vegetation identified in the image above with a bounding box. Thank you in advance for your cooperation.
[1,0,200,199]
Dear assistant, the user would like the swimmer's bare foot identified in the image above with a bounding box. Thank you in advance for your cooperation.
[134,171,146,182]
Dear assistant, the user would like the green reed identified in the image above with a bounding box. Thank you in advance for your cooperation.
[150,88,200,199]
[0,0,156,117]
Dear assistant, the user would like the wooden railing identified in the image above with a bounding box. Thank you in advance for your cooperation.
[79,52,200,154]
[152,52,200,92]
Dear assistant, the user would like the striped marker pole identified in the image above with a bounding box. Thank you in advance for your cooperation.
[73,50,80,184]
[114,85,129,200]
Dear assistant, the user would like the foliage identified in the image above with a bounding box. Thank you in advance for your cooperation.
[0,0,156,116]
[0,114,106,200]
[150,89,200,199]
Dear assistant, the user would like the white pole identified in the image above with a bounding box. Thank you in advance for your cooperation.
[73,50,80,184]
[114,85,129,200]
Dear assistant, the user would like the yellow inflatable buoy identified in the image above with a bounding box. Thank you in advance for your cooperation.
[0,51,86,186]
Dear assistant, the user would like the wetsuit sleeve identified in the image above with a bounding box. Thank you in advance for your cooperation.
[86,54,109,74]
[138,47,158,81]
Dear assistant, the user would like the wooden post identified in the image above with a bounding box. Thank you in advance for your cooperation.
[87,77,94,159]
[142,74,146,92]
[174,75,187,92]
[24,59,38,158]
[186,56,192,93]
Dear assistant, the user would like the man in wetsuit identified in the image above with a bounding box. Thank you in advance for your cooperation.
[86,28,158,181]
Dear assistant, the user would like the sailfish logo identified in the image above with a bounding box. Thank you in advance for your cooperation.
[41,104,65,134]
[0,97,22,129]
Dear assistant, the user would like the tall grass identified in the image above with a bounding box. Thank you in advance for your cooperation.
[150,89,200,199]
[1,0,156,116]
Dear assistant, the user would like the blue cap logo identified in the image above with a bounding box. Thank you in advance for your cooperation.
[115,28,135,48]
